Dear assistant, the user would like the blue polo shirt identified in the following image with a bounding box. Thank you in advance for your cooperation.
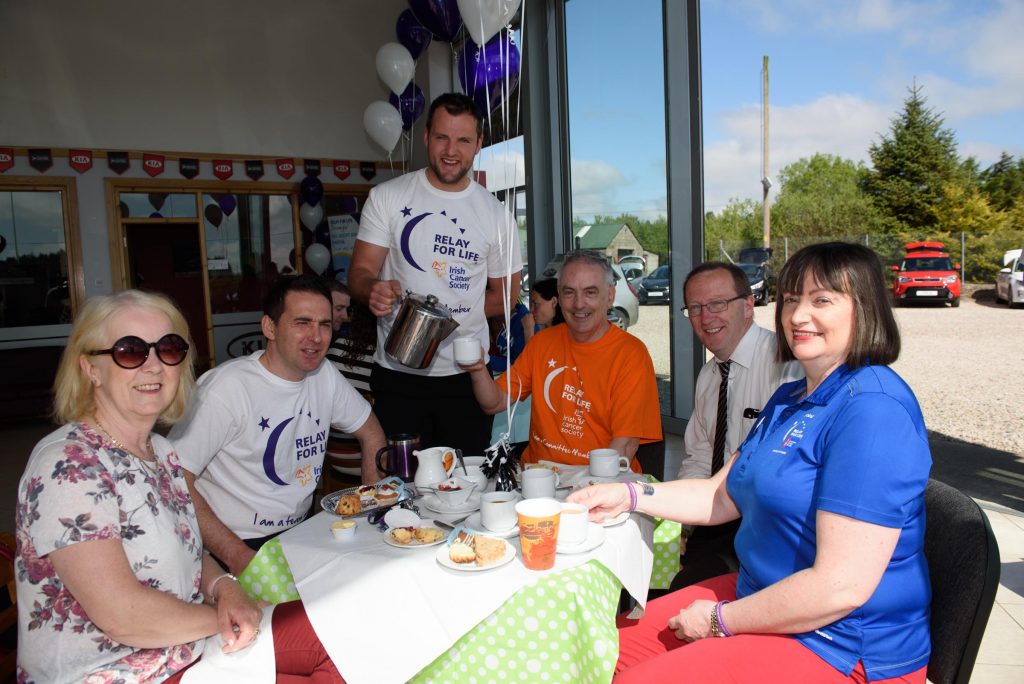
[728,364,932,680]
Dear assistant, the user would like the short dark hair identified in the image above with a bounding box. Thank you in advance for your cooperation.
[774,242,900,368]
[682,262,751,303]
[530,278,565,325]
[328,280,349,296]
[426,92,484,137]
[263,274,332,323]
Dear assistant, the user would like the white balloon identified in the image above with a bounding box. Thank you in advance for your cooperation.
[300,202,323,230]
[363,101,403,153]
[305,243,331,275]
[457,0,522,46]
[375,42,415,95]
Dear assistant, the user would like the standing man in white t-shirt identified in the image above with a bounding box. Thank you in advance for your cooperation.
[349,92,522,454]
[170,275,386,574]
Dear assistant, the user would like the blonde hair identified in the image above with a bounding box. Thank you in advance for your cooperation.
[53,290,196,425]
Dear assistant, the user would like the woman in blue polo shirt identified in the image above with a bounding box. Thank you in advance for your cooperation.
[570,242,931,683]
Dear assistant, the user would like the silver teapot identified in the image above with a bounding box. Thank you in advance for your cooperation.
[384,291,459,369]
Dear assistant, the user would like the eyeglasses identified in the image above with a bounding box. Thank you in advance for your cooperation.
[682,294,746,318]
[88,334,190,369]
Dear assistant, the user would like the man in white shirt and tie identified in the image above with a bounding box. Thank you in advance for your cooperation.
[671,261,802,589]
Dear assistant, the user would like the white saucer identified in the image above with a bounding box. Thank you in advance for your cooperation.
[435,540,516,572]
[557,523,606,554]
[462,512,518,539]
[422,492,483,515]
[599,511,631,527]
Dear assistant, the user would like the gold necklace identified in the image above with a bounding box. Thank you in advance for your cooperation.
[93,417,159,474]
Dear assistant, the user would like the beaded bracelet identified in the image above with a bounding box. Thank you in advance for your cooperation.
[715,600,733,637]
[626,482,638,512]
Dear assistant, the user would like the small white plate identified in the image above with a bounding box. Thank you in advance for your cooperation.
[383,508,420,529]
[557,523,606,554]
[422,492,483,515]
[599,511,631,528]
[435,539,516,572]
[462,512,518,539]
[382,522,447,549]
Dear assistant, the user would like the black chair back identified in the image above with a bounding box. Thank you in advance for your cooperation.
[924,479,1001,684]
[635,438,665,482]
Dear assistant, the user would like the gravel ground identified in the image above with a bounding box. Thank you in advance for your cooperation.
[629,294,1024,456]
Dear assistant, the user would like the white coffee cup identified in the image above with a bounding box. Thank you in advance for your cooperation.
[453,336,482,365]
[558,502,589,546]
[589,449,630,477]
[521,468,558,499]
[480,491,521,532]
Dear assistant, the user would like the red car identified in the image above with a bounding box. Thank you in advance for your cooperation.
[891,242,961,307]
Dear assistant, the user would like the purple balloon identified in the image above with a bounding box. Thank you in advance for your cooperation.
[300,175,324,206]
[396,9,432,60]
[458,32,521,115]
[149,212,163,219]
[217,194,237,216]
[408,0,462,42]
[388,83,426,131]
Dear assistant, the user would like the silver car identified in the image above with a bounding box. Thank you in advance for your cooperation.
[539,254,641,330]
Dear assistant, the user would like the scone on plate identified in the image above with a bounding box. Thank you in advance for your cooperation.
[390,527,413,544]
[413,527,443,544]
[474,536,506,567]
[448,542,476,564]
[335,494,361,516]
[376,483,400,505]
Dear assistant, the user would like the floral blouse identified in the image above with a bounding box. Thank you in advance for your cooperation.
[16,423,205,683]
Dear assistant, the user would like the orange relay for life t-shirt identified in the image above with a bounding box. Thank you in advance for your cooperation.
[496,324,662,470]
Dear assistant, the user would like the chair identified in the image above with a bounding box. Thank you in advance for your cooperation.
[634,437,665,482]
[924,479,1001,684]
[0,532,17,681]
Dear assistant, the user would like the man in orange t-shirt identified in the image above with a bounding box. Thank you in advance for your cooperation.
[460,251,661,471]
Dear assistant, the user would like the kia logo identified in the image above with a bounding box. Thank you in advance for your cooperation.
[215,163,231,173]
[280,163,294,171]
[0,153,11,163]
[71,155,88,164]
[226,331,266,358]
[145,159,161,168]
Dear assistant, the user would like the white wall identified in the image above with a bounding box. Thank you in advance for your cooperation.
[0,0,418,159]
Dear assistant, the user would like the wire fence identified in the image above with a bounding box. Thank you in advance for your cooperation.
[710,231,1024,284]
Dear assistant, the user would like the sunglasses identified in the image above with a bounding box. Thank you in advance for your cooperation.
[88,333,190,369]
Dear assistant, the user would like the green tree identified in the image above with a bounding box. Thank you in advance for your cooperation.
[704,198,762,260]
[772,154,886,238]
[862,85,960,232]
[980,152,1024,212]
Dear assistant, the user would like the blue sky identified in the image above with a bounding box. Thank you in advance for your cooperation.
[479,0,1024,220]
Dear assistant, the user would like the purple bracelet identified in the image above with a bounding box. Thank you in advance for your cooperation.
[626,482,638,512]
[715,601,733,637]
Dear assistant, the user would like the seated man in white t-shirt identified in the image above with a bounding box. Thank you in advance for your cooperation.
[170,274,386,575]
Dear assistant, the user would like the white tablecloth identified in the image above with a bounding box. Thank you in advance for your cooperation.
[277,507,654,684]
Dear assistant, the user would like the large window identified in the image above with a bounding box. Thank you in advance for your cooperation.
[0,181,80,328]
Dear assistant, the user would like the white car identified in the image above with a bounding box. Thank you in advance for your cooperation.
[996,249,1024,307]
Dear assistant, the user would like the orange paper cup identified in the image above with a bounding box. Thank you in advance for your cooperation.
[515,498,561,570]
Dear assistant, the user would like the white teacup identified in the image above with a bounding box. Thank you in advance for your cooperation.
[521,468,558,499]
[589,449,630,478]
[558,502,589,546]
[459,465,488,491]
[453,336,481,365]
[480,491,521,532]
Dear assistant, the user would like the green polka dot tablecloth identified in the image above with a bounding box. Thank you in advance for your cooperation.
[650,517,681,589]
[414,561,622,684]
[238,538,300,604]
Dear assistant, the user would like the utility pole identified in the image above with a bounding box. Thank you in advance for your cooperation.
[761,55,771,249]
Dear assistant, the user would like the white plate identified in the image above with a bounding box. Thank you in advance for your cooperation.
[599,511,631,527]
[557,523,606,554]
[435,539,516,572]
[462,512,518,539]
[421,491,483,515]
[383,508,420,529]
[382,522,447,549]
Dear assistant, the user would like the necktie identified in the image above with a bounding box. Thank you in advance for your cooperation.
[711,360,731,475]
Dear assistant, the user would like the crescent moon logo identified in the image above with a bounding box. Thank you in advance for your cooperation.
[399,212,432,272]
[262,417,294,485]
[542,366,568,413]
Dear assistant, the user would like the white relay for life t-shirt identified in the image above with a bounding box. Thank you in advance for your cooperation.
[358,169,523,376]
[169,352,371,538]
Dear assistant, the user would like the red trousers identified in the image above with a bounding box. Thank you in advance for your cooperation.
[615,573,927,684]
[167,600,344,683]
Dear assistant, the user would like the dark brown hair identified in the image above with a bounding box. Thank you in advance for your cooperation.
[682,261,752,303]
[263,274,332,323]
[774,242,900,368]
[426,92,484,137]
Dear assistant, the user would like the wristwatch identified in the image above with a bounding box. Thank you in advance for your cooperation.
[709,605,727,637]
